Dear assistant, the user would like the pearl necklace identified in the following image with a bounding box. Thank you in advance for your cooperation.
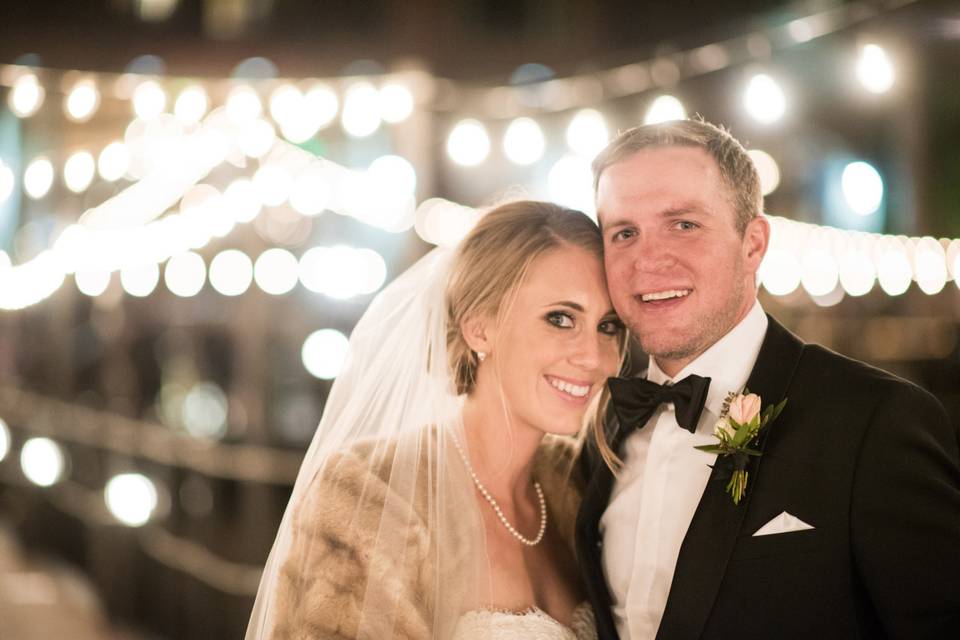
[451,435,547,546]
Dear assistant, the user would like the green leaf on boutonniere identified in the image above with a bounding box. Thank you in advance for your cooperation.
[695,393,788,505]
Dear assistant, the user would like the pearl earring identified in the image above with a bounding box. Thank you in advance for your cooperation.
[476,351,486,362]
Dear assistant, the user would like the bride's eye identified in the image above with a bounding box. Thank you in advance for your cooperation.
[546,311,575,329]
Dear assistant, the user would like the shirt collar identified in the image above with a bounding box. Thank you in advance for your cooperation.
[647,300,768,419]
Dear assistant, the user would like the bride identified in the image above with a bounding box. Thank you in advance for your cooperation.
[246,200,626,639]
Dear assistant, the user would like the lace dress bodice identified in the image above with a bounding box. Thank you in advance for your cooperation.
[451,602,597,640]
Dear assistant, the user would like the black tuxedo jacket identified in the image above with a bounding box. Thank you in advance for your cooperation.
[576,315,960,639]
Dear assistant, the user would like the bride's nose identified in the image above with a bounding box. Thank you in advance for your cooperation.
[568,331,601,371]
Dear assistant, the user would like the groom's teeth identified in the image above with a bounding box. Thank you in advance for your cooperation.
[548,377,589,398]
[641,289,691,302]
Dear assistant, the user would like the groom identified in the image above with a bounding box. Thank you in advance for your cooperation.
[575,119,960,639]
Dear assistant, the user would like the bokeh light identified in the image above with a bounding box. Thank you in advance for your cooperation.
[182,382,229,439]
[548,154,595,216]
[64,151,96,193]
[856,44,895,94]
[254,248,299,295]
[164,251,206,297]
[132,80,167,120]
[744,73,786,124]
[503,117,545,165]
[565,109,609,159]
[341,82,381,137]
[759,248,801,295]
[75,269,111,297]
[105,473,158,527]
[447,119,490,167]
[226,85,263,124]
[643,95,686,125]
[24,157,54,199]
[379,83,414,123]
[748,149,781,195]
[98,141,131,182]
[841,161,883,216]
[209,249,253,296]
[65,79,100,122]
[9,73,45,117]
[20,437,66,487]
[301,329,350,379]
[174,85,209,124]
[121,263,161,297]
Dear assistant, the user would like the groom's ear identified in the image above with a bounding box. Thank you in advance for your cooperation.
[460,313,494,354]
[743,214,770,270]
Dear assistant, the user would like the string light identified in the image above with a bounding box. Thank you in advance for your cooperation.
[75,269,111,297]
[120,263,161,297]
[64,151,96,193]
[841,161,883,216]
[98,141,131,182]
[447,119,490,166]
[643,95,686,125]
[8,73,45,117]
[209,249,253,296]
[164,251,206,297]
[565,109,608,159]
[379,82,414,123]
[20,437,66,487]
[254,248,299,295]
[65,79,100,122]
[225,85,263,124]
[105,473,158,527]
[341,82,381,137]
[174,85,209,124]
[747,149,781,195]
[301,329,350,379]
[503,117,545,165]
[24,157,55,199]
[856,44,895,94]
[744,73,786,124]
[132,80,167,120]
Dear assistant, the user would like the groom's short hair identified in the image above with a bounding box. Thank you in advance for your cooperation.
[592,118,762,235]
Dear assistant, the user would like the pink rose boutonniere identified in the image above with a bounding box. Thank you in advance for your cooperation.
[695,389,787,505]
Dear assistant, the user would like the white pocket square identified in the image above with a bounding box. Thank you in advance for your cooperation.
[752,512,815,536]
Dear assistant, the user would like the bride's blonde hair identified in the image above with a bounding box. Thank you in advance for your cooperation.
[444,200,627,467]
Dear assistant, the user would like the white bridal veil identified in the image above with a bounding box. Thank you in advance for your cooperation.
[246,245,490,639]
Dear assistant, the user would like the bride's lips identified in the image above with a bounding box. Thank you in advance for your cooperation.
[544,374,594,406]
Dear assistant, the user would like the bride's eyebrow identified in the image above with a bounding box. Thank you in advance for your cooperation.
[544,301,585,312]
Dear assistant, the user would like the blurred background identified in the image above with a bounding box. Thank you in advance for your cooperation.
[0,0,958,638]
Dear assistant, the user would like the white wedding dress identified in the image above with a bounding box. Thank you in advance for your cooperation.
[452,602,598,639]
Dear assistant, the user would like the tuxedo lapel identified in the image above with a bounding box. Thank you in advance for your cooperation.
[576,425,623,639]
[656,316,804,639]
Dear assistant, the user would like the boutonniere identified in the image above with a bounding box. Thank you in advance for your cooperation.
[694,390,787,505]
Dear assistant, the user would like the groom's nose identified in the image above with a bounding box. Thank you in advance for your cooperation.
[631,233,678,273]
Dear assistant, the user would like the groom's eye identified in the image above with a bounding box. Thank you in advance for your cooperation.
[598,318,625,336]
[674,220,699,231]
[546,311,575,329]
[611,228,635,242]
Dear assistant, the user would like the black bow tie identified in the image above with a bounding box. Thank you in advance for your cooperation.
[607,374,711,435]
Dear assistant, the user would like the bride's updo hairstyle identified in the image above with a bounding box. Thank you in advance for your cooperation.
[445,200,626,462]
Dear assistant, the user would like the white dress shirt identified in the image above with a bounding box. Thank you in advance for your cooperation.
[600,301,768,640]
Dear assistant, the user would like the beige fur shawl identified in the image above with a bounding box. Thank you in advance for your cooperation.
[267,431,583,639]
